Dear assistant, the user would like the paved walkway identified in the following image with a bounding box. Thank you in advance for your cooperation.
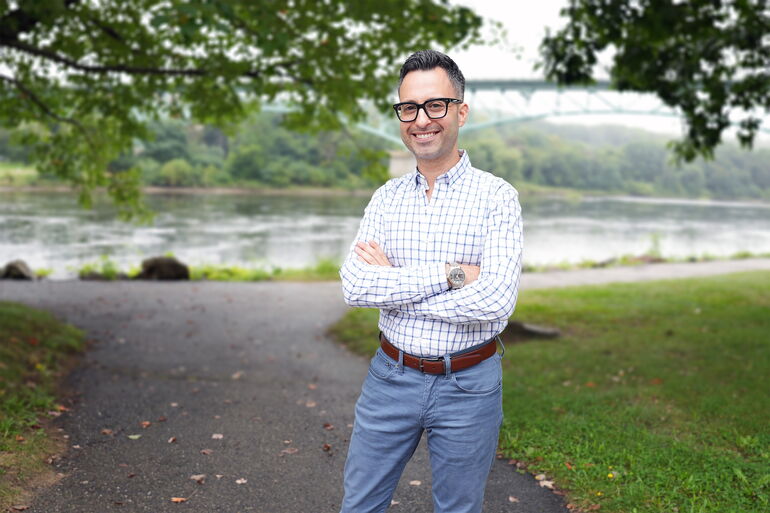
[2,258,769,512]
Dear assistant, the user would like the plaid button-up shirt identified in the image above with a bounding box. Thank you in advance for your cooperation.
[340,151,523,357]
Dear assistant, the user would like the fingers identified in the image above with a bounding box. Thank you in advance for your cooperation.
[355,241,392,267]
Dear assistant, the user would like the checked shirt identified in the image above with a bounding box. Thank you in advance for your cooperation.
[340,150,523,357]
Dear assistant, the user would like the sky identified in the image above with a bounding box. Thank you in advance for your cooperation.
[446,0,770,145]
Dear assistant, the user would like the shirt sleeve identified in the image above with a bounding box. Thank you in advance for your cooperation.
[394,186,523,324]
[339,184,449,308]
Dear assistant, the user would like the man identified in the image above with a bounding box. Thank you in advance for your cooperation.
[339,49,523,513]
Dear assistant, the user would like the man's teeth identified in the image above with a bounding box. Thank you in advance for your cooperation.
[415,132,437,139]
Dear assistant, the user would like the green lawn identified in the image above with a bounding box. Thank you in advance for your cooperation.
[0,302,85,509]
[329,271,770,513]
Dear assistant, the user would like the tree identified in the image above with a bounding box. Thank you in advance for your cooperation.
[540,0,770,162]
[0,0,484,218]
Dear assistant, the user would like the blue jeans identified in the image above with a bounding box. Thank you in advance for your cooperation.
[340,344,503,513]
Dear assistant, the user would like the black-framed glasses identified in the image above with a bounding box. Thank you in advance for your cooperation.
[392,97,462,122]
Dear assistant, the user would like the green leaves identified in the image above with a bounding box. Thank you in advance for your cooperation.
[0,0,484,218]
[540,0,770,163]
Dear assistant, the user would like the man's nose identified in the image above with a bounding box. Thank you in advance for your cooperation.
[414,107,432,126]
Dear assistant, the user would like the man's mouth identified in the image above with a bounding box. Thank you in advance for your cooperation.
[412,130,440,140]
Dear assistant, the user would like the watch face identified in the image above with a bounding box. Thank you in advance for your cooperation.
[449,267,465,285]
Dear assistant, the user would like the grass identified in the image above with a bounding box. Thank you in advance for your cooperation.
[328,271,770,513]
[0,301,85,509]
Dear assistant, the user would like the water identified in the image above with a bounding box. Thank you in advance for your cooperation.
[1,190,768,279]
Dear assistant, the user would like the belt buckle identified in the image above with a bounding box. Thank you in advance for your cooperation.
[418,356,443,373]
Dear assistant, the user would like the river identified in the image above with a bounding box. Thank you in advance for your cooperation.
[1,190,769,279]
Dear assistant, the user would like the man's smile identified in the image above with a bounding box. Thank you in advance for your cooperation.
[411,129,440,141]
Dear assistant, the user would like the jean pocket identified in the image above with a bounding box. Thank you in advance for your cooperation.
[368,348,397,380]
[450,353,502,394]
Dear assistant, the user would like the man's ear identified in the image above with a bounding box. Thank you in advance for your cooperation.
[458,102,469,127]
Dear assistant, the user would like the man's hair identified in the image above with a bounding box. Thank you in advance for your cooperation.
[398,49,465,100]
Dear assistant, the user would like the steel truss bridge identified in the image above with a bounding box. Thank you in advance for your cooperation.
[316,78,769,146]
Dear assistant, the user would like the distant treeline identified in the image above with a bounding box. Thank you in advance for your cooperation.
[1,114,769,200]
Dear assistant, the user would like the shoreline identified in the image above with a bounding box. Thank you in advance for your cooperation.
[0,184,376,198]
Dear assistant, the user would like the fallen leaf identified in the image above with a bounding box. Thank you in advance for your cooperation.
[57,404,70,412]
[322,443,332,452]
[168,437,177,443]
[72,444,82,449]
[508,495,520,503]
[305,400,317,408]
[539,480,555,489]
[235,478,247,484]
[15,435,25,442]
[281,447,299,455]
[231,371,244,380]
[215,474,223,479]
[307,383,318,390]
[127,473,136,478]
[157,416,167,422]
[190,474,205,484]
[170,402,179,408]
[409,480,421,486]
[101,429,113,435]
[390,500,400,506]
[649,377,664,385]
[211,433,224,440]
[323,423,334,431]
[170,497,187,503]
[565,461,574,470]
[283,440,292,445]
[200,448,213,455]
[140,421,152,429]
[585,381,597,388]
[11,506,29,511]
[535,473,547,481]
[127,434,142,440]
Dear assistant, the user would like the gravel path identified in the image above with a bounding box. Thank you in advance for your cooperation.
[2,258,768,513]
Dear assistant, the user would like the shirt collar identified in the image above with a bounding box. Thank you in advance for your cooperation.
[413,150,471,190]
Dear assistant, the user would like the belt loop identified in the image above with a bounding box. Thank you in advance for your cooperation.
[397,349,404,374]
[496,335,505,358]
[443,354,452,377]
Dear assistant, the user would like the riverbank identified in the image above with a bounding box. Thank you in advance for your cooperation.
[330,270,770,513]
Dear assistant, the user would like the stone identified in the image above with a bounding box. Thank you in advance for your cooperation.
[503,321,561,340]
[1,260,35,280]
[135,256,190,281]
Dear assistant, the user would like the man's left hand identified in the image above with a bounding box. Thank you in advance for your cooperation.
[355,241,392,267]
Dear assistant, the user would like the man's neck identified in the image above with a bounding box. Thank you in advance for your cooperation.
[416,150,462,189]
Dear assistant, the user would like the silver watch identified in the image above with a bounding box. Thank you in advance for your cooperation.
[446,262,466,289]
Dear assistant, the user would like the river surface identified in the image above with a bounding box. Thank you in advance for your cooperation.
[1,190,769,279]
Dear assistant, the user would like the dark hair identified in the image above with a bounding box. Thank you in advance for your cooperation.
[398,50,465,100]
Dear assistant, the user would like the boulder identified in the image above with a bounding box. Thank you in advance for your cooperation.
[135,256,190,281]
[1,260,35,280]
[502,321,561,342]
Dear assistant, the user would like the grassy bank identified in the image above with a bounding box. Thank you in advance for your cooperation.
[329,272,770,513]
[0,302,85,509]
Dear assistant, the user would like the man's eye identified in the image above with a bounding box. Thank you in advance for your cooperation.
[401,104,417,112]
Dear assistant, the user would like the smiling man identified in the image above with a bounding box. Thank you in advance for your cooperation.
[338,49,523,513]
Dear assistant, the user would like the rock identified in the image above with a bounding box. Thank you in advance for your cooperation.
[135,256,190,281]
[503,321,561,340]
[1,260,35,280]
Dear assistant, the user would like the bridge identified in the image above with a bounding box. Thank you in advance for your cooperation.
[265,78,770,176]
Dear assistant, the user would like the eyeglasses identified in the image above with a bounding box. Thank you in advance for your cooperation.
[392,98,462,122]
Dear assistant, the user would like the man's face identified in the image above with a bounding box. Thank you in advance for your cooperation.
[397,67,468,164]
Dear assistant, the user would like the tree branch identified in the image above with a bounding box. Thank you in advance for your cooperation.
[0,73,93,146]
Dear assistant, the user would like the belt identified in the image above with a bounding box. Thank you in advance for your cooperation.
[379,333,497,375]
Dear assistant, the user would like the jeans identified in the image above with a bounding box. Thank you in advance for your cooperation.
[340,344,503,513]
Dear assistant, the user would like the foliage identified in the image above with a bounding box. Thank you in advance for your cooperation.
[540,0,770,162]
[0,0,485,219]
[330,271,770,512]
[464,122,770,200]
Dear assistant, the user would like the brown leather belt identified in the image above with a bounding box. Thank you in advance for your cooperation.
[379,333,497,375]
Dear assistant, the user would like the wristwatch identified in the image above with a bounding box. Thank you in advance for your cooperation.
[446,262,466,289]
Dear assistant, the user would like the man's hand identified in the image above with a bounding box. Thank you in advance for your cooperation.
[355,241,392,267]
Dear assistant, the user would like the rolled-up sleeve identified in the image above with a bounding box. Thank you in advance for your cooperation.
[339,185,448,308]
[394,186,523,324]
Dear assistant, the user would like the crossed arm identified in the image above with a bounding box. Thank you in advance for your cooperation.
[339,185,523,325]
